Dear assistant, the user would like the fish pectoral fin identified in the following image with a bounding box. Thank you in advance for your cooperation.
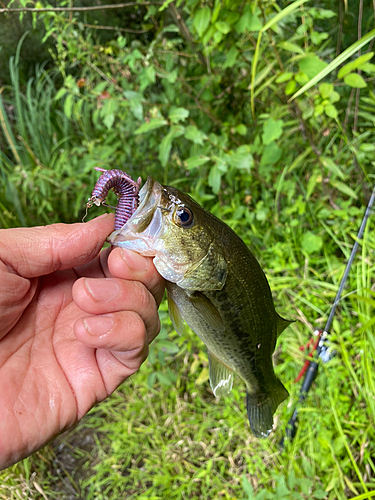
[167,292,187,336]
[276,312,294,337]
[208,350,234,397]
[177,243,227,291]
[246,378,289,438]
[188,292,224,332]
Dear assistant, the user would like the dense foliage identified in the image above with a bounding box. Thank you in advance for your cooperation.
[0,1,375,499]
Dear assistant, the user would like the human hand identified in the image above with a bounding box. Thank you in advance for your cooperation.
[0,214,165,470]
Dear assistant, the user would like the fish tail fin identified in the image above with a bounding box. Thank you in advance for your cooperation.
[246,379,289,438]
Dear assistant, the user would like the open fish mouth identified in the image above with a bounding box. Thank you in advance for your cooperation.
[107,176,165,252]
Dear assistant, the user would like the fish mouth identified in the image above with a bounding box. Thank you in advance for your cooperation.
[107,176,165,249]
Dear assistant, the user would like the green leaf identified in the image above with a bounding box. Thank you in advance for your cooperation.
[331,180,358,199]
[277,41,304,55]
[195,367,209,385]
[302,457,314,478]
[291,27,375,100]
[208,165,222,194]
[215,21,230,34]
[134,118,168,135]
[337,52,374,78]
[158,0,174,12]
[194,7,211,37]
[235,8,262,33]
[103,114,115,129]
[317,8,336,18]
[299,56,328,79]
[145,65,156,84]
[306,173,319,199]
[285,79,297,95]
[158,125,184,166]
[129,100,143,121]
[123,90,143,101]
[156,372,172,386]
[343,73,367,88]
[211,1,221,24]
[276,72,294,83]
[301,232,323,254]
[275,477,290,497]
[324,104,338,119]
[168,107,189,123]
[242,475,254,499]
[55,87,67,100]
[361,62,375,74]
[63,94,73,119]
[311,31,329,45]
[223,46,238,69]
[235,124,247,135]
[228,150,253,171]
[260,142,282,165]
[262,118,284,145]
[313,490,328,499]
[185,156,210,170]
[295,72,309,84]
[184,125,207,145]
[166,70,178,83]
[319,83,334,99]
[124,91,144,120]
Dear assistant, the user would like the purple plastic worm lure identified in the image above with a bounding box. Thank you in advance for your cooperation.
[87,167,142,230]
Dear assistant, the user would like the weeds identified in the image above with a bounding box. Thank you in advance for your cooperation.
[0,0,375,499]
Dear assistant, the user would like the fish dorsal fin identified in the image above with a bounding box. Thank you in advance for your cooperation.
[188,292,224,332]
[167,292,185,336]
[276,313,293,337]
[208,350,234,397]
[177,243,227,291]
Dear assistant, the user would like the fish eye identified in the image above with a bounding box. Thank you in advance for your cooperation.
[175,207,194,228]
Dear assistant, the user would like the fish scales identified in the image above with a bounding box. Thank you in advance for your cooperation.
[107,175,292,438]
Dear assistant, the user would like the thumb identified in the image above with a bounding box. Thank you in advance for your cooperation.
[0,214,115,278]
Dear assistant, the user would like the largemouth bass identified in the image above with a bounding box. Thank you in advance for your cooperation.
[107,177,291,438]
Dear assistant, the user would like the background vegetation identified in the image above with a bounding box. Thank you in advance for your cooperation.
[0,0,375,498]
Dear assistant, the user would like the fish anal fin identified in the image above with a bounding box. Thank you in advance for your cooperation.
[208,350,234,397]
[188,292,224,332]
[246,378,289,438]
[276,312,294,337]
[167,292,185,336]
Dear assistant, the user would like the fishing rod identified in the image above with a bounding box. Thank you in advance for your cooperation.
[280,185,375,446]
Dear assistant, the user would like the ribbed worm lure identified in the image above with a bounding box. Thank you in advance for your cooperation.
[86,167,142,230]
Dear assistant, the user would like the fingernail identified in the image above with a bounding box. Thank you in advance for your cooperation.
[85,278,119,302]
[121,248,149,272]
[83,315,114,336]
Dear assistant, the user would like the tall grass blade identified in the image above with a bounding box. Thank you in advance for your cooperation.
[251,0,310,114]
[9,31,30,143]
[0,90,21,164]
[290,28,375,100]
[350,490,375,500]
[262,0,310,32]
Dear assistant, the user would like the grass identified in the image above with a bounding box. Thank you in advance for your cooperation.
[1,224,374,499]
[1,3,375,498]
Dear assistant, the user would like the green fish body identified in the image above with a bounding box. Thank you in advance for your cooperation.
[108,177,291,437]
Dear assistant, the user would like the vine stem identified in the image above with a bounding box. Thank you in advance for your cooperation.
[0,2,162,13]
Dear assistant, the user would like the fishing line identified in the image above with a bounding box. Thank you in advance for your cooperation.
[280,185,375,446]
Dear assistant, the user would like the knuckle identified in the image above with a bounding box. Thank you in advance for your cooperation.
[127,311,147,347]
[132,281,152,308]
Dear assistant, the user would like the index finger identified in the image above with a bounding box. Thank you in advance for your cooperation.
[107,247,165,306]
